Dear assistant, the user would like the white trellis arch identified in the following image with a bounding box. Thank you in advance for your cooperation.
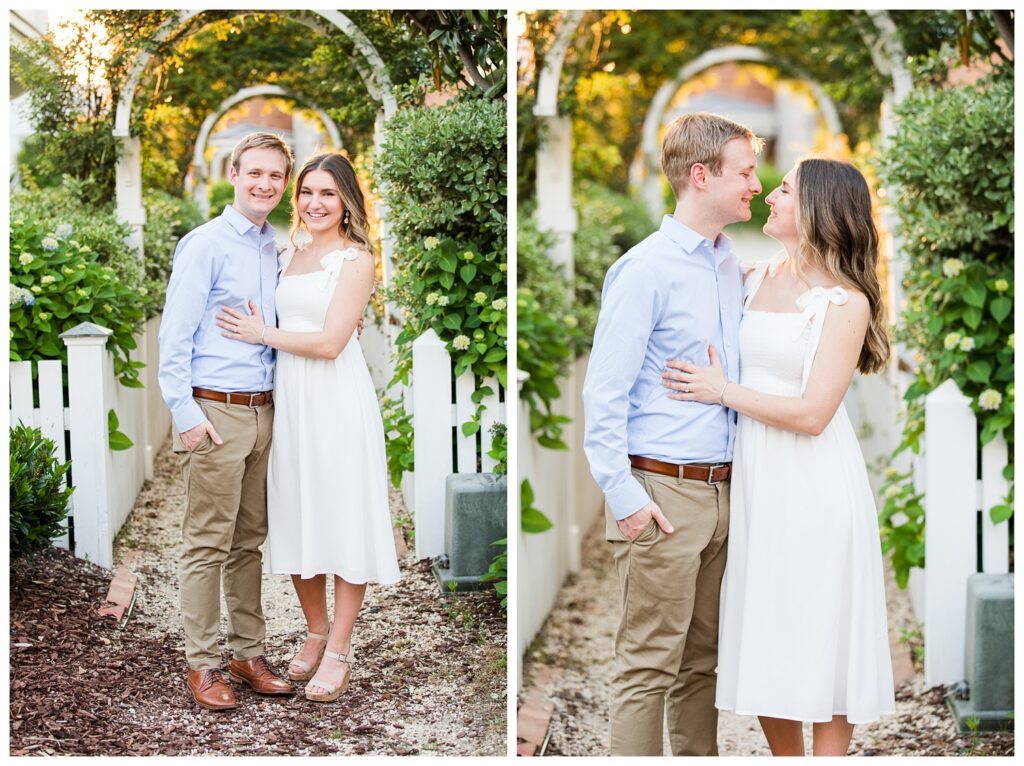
[186,84,344,217]
[113,9,397,260]
[632,45,843,221]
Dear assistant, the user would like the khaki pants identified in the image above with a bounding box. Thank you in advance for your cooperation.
[173,398,274,671]
[606,468,730,756]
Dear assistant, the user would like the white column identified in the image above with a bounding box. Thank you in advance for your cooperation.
[115,136,146,260]
[60,322,114,569]
[923,379,977,686]
[412,328,453,559]
[980,435,1010,574]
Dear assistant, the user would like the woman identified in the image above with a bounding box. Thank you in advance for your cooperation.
[218,152,400,703]
[662,158,895,755]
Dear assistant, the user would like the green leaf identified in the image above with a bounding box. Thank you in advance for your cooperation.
[965,361,991,384]
[990,296,1011,322]
[461,421,480,437]
[108,430,134,451]
[963,306,983,329]
[521,507,553,534]
[460,263,477,283]
[963,282,987,308]
[989,504,1013,524]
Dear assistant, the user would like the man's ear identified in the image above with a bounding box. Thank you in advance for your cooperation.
[689,162,708,191]
[228,164,238,185]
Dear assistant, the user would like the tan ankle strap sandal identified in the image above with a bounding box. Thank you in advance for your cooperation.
[287,624,331,682]
[304,648,354,703]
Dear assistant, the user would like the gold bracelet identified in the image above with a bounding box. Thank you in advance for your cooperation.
[718,381,729,406]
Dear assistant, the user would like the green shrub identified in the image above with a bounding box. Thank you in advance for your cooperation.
[143,190,205,316]
[10,424,74,559]
[376,97,508,482]
[876,69,1014,587]
[10,218,146,386]
[208,180,234,219]
[517,212,579,449]
[11,179,144,302]
[573,183,655,346]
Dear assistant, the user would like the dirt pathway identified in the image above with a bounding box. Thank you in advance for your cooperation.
[520,513,1012,756]
[11,438,507,756]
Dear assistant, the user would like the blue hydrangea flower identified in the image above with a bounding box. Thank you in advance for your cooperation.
[41,236,59,252]
[55,223,74,239]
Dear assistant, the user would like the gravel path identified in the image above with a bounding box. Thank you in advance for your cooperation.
[11,437,507,756]
[520,512,1013,756]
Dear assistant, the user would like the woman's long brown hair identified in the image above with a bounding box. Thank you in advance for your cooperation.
[795,158,890,374]
[289,152,376,258]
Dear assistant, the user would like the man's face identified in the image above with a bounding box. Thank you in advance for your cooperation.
[229,147,289,226]
[704,138,762,226]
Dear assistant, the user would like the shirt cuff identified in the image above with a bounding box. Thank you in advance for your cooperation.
[606,478,652,521]
[171,399,206,434]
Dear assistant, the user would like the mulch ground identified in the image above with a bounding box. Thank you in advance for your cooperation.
[11,544,506,755]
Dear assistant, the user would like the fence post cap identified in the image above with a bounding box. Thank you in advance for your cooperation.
[928,378,971,404]
[413,327,444,347]
[59,322,113,340]
[517,369,531,391]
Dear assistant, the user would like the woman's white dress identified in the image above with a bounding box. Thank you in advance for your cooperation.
[715,259,895,724]
[264,247,400,584]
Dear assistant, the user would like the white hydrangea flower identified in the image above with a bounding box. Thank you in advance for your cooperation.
[452,334,470,351]
[423,236,440,251]
[40,275,56,285]
[942,258,964,278]
[19,253,33,265]
[884,485,901,499]
[994,278,1009,292]
[959,337,975,351]
[55,223,74,239]
[474,292,487,304]
[491,298,506,311]
[41,236,59,252]
[436,296,449,307]
[944,332,961,350]
[426,292,438,306]
[979,389,1003,411]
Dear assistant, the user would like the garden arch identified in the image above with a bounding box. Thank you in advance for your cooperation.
[632,45,843,221]
[112,9,397,258]
[187,84,344,217]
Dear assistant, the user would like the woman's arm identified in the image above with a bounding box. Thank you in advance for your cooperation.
[663,292,871,436]
[217,251,375,360]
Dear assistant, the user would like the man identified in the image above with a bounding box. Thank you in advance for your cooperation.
[158,132,295,710]
[582,112,764,755]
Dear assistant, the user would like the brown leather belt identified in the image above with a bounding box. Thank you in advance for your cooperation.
[629,455,732,484]
[192,387,273,407]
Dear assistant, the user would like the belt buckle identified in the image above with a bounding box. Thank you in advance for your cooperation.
[706,463,726,485]
[246,393,258,409]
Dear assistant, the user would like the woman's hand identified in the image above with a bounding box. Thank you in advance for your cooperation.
[218,300,265,345]
[662,344,726,404]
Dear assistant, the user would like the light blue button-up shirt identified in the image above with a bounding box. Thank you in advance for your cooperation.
[582,215,743,520]
[158,205,278,433]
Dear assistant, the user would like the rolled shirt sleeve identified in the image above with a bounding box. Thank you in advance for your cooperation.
[583,258,659,520]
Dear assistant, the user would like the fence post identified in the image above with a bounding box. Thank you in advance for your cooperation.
[980,434,1010,573]
[60,323,114,569]
[412,328,453,559]
[923,379,976,686]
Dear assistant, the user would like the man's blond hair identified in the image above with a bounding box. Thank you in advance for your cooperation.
[660,112,764,198]
[230,132,295,178]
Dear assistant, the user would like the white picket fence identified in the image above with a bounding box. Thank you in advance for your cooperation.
[406,328,505,559]
[9,317,170,569]
[904,378,1013,686]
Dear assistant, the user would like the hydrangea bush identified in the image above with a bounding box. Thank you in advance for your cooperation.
[10,218,145,386]
[876,69,1013,588]
[375,96,507,479]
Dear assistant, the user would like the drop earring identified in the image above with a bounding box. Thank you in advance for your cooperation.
[343,210,351,228]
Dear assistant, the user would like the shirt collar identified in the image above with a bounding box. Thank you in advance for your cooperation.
[222,204,271,239]
[659,215,734,265]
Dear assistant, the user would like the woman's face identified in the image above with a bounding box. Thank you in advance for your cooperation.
[763,167,799,246]
[297,169,345,235]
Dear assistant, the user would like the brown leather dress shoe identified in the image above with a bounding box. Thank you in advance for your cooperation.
[228,656,294,696]
[187,669,238,711]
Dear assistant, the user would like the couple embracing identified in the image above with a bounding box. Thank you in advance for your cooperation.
[583,113,895,756]
[158,132,399,711]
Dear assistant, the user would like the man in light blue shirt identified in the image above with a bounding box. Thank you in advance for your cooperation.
[583,113,763,755]
[159,132,295,710]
